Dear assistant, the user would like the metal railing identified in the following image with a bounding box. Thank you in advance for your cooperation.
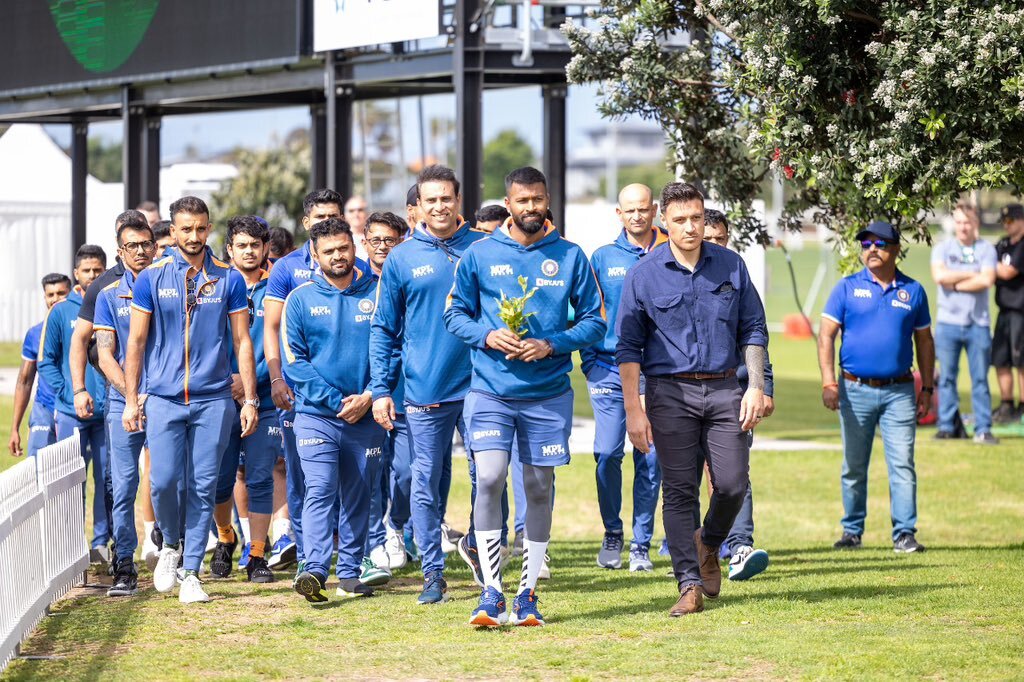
[0,430,88,672]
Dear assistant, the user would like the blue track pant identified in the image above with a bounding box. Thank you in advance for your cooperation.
[56,411,111,548]
[279,409,305,562]
[105,403,146,562]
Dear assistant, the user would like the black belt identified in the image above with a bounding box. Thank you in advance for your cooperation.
[658,369,737,381]
[842,371,914,387]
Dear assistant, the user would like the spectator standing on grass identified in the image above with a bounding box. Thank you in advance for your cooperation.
[993,203,1024,424]
[930,203,998,443]
[818,221,934,554]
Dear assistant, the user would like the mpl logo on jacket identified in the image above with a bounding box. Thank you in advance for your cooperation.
[853,288,872,299]
[294,268,312,280]
[116,305,131,318]
[365,446,383,458]
[490,264,514,277]
[607,266,628,277]
[309,305,331,316]
[540,443,566,457]
[159,288,179,298]
[411,264,435,278]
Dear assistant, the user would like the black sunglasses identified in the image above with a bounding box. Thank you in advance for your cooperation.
[185,275,198,315]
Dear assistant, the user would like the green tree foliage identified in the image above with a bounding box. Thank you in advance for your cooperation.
[87,137,122,183]
[563,2,1024,253]
[210,134,311,233]
[483,129,536,201]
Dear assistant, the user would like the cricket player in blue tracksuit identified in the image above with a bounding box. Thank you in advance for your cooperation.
[9,273,71,459]
[38,246,111,554]
[93,221,156,597]
[122,196,259,605]
[284,218,384,603]
[210,215,280,584]
[370,165,489,605]
[582,184,667,573]
[264,189,366,573]
[444,166,606,627]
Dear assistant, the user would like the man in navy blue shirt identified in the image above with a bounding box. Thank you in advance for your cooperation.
[617,182,768,617]
[818,220,934,554]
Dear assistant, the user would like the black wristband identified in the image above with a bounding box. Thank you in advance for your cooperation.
[73,388,88,395]
[920,386,933,394]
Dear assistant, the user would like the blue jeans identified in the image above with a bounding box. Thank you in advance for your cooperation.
[56,411,111,548]
[146,395,234,571]
[935,322,993,434]
[106,403,146,561]
[587,366,661,549]
[838,379,918,540]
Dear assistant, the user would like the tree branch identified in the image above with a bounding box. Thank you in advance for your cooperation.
[692,0,738,42]
[844,10,882,27]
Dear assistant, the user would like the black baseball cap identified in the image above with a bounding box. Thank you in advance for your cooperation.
[855,220,899,243]
[406,184,419,207]
[1000,204,1024,221]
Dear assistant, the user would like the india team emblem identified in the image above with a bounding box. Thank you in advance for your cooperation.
[200,281,217,297]
[541,259,559,277]
[896,289,910,303]
[358,298,375,314]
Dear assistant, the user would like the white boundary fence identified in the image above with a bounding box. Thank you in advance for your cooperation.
[0,430,88,672]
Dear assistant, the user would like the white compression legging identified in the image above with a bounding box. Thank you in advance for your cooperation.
[473,450,554,542]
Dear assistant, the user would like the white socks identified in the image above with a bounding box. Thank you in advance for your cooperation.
[238,517,251,543]
[475,529,503,592]
[520,539,549,594]
[271,517,291,544]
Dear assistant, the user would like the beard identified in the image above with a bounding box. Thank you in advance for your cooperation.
[324,260,353,279]
[180,240,204,255]
[514,212,545,234]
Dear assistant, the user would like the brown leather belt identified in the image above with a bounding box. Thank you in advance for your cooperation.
[842,370,914,387]
[661,369,737,381]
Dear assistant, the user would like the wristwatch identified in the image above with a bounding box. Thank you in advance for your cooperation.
[242,398,260,408]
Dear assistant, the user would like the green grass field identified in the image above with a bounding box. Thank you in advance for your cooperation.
[2,333,1022,681]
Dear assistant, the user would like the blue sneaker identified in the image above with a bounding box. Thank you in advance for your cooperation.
[417,571,447,604]
[469,586,508,627]
[238,542,251,569]
[511,589,545,626]
[658,538,670,556]
[268,534,297,570]
[728,546,769,581]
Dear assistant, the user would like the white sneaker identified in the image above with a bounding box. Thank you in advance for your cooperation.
[142,532,160,572]
[153,546,181,593]
[440,522,463,554]
[178,574,211,603]
[384,527,407,570]
[205,531,218,554]
[538,553,551,580]
[370,544,390,570]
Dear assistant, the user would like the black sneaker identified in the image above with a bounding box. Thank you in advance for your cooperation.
[457,535,485,588]
[933,430,955,440]
[152,526,164,550]
[246,555,276,584]
[893,533,925,553]
[833,532,862,549]
[973,432,1000,445]
[993,402,1017,425]
[294,570,329,603]
[107,558,139,597]
[336,577,374,598]
[210,531,238,578]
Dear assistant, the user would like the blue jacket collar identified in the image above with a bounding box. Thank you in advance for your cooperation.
[491,218,560,251]
[68,285,84,305]
[312,267,374,297]
[614,227,666,256]
[171,245,224,276]
[856,267,908,291]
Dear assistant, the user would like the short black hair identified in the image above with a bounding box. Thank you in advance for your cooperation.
[41,273,72,289]
[308,217,353,246]
[135,200,159,213]
[417,165,461,197]
[406,184,419,207]
[269,226,294,255]
[169,196,210,221]
[152,220,172,240]
[476,204,510,224]
[116,222,155,246]
[505,166,547,192]
[75,244,107,268]
[115,209,149,230]
[302,189,343,217]
[366,211,406,236]
[703,208,728,230]
[660,182,704,211]
[227,215,270,245]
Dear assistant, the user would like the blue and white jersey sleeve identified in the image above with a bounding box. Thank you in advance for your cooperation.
[226,269,249,315]
[912,286,931,330]
[93,290,116,332]
[21,326,38,363]
[265,261,293,304]
[821,280,847,326]
[131,269,154,314]
[36,305,66,398]
[369,260,405,401]
[443,250,491,349]
[548,253,605,355]
[282,290,345,413]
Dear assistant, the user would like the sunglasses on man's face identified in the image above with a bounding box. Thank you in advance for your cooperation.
[861,239,894,250]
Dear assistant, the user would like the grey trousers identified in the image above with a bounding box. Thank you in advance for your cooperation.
[645,375,750,589]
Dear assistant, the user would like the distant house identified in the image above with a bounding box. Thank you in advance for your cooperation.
[567,121,669,199]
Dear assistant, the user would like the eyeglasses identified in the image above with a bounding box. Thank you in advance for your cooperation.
[367,237,398,248]
[860,240,893,250]
[121,240,155,253]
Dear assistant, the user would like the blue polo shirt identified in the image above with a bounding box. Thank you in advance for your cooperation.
[822,267,931,380]
[93,270,146,407]
[615,242,768,375]
[131,246,248,404]
[581,227,668,374]
[21,323,56,412]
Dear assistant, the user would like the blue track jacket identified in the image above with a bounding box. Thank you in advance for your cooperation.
[93,270,146,407]
[38,286,107,420]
